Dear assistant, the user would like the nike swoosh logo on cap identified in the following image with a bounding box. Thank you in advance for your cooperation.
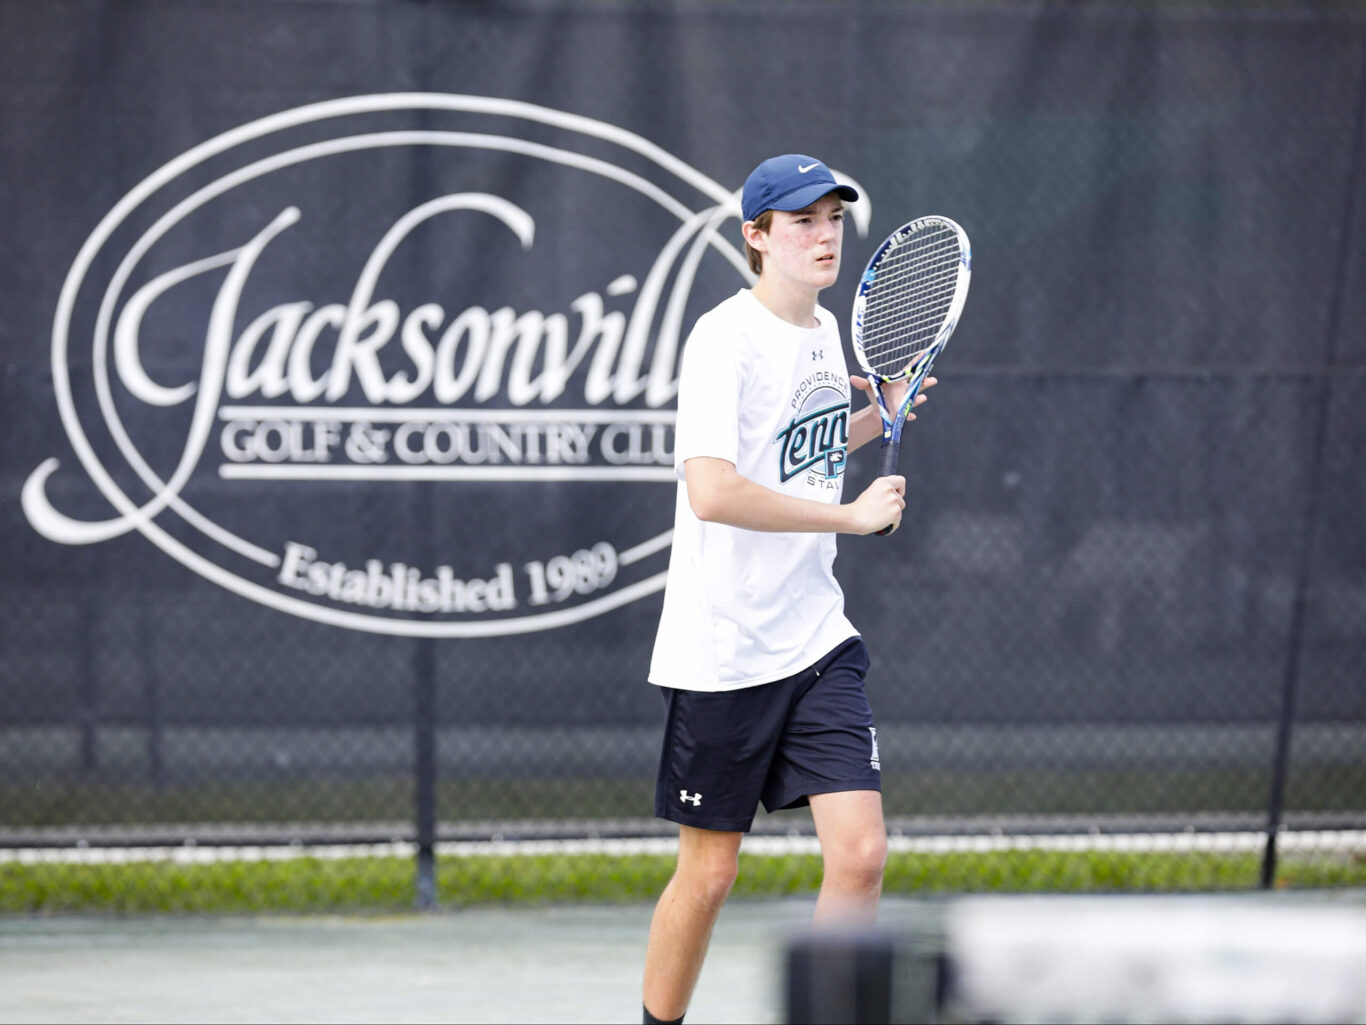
[797,162,820,173]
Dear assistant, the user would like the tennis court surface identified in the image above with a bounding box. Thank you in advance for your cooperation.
[0,897,837,1024]
[6,890,1365,1024]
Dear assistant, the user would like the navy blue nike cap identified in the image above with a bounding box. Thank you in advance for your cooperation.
[741,154,859,223]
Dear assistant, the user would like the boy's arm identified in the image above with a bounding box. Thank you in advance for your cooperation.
[684,457,905,536]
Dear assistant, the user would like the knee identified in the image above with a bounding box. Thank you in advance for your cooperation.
[830,832,887,890]
[676,850,739,909]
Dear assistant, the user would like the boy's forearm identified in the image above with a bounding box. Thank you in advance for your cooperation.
[847,404,883,453]
[684,458,856,534]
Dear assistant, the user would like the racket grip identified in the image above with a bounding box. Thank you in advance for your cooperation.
[875,441,902,536]
[876,440,901,479]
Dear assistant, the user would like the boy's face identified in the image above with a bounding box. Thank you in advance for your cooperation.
[753,193,845,293]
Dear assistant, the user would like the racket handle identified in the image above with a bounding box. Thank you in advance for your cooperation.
[875,441,902,536]
[876,440,901,479]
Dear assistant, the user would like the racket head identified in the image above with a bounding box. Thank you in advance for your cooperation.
[851,215,972,383]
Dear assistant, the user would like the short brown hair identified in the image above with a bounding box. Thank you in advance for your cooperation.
[743,209,773,275]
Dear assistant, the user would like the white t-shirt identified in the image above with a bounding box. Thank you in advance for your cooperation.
[648,289,859,692]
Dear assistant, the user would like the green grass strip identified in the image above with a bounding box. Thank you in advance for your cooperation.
[4,849,1364,914]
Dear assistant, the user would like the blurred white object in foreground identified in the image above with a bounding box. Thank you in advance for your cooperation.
[941,894,1366,1024]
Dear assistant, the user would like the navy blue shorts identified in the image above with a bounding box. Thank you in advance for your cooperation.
[653,637,881,833]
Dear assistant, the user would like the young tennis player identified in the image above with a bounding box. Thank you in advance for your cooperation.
[640,154,935,1025]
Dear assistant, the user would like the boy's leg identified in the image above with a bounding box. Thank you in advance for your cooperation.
[809,788,888,926]
[642,824,745,1022]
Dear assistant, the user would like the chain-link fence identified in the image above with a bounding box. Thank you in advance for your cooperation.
[2,0,1363,911]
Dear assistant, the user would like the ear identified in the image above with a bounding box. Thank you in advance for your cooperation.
[740,218,769,253]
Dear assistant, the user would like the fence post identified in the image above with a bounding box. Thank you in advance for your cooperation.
[1263,364,1331,890]
[415,637,437,910]
[1262,659,1299,889]
[1264,49,1366,890]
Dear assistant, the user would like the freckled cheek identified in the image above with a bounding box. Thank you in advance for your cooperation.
[769,239,807,270]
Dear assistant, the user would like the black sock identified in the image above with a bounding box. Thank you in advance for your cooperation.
[643,1004,684,1024]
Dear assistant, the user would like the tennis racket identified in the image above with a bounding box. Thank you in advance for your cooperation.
[851,215,972,535]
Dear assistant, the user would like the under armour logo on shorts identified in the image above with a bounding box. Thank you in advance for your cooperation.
[869,727,881,771]
[679,790,702,806]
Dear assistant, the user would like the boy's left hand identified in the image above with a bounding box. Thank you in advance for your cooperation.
[851,373,937,421]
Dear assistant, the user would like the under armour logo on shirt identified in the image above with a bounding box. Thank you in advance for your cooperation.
[812,350,824,360]
[679,790,702,806]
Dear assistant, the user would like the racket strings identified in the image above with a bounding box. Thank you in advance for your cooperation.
[862,266,961,333]
[877,227,959,266]
[862,230,961,309]
[866,228,960,291]
[873,227,960,274]
[861,311,954,375]
[858,232,963,375]
[862,277,958,346]
[865,262,962,307]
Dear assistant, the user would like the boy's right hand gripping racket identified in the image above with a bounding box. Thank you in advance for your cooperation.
[851,215,972,535]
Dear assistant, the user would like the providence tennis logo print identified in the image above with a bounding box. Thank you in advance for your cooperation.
[774,376,850,487]
[21,93,870,636]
